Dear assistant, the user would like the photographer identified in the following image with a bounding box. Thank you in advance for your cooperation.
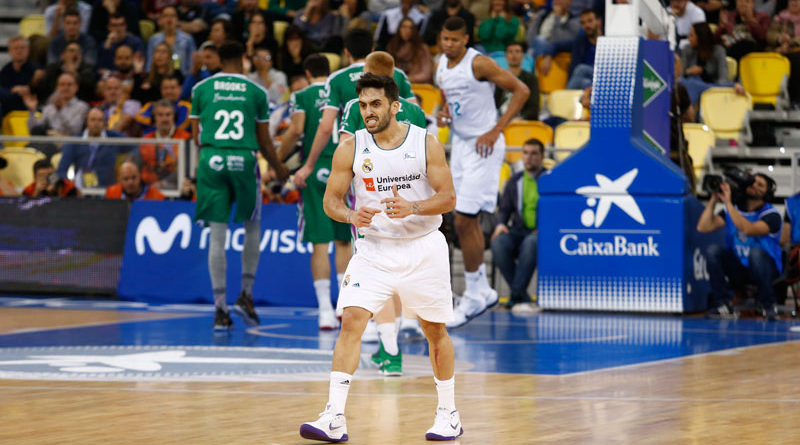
[23,159,80,198]
[697,170,782,320]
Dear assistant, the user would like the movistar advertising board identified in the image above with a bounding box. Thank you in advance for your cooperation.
[538,36,716,313]
[118,201,327,306]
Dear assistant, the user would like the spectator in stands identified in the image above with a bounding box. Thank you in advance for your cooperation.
[423,0,476,47]
[695,0,723,25]
[525,0,580,59]
[293,0,346,53]
[477,0,520,54]
[23,159,80,198]
[181,42,222,100]
[136,74,192,134]
[232,0,275,44]
[46,0,93,39]
[208,18,234,47]
[669,0,707,49]
[386,17,434,83]
[40,42,97,103]
[178,0,213,46]
[137,42,184,104]
[494,41,539,120]
[98,75,141,136]
[265,0,307,19]
[0,36,44,116]
[88,0,141,45]
[248,46,288,107]
[374,0,428,51]
[135,99,190,188]
[25,72,89,142]
[715,0,770,61]
[110,44,146,97]
[105,159,166,201]
[490,138,545,313]
[0,156,19,197]
[697,171,782,320]
[57,107,131,188]
[48,9,98,67]
[768,0,800,52]
[96,13,145,73]
[338,0,373,31]
[245,8,280,57]
[540,8,603,90]
[278,25,315,79]
[141,0,180,21]
[679,22,729,105]
[147,6,197,76]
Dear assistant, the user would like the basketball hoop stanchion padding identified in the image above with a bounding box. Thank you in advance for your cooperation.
[536,36,722,313]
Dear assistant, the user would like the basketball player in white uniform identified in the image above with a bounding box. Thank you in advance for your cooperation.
[300,73,463,442]
[435,16,530,328]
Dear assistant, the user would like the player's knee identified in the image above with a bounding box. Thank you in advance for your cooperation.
[419,320,448,343]
[453,211,478,233]
[340,307,371,336]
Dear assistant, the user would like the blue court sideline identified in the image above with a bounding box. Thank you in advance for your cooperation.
[1,296,799,376]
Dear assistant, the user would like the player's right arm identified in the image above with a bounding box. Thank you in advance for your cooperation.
[294,107,338,188]
[191,117,200,148]
[257,121,289,182]
[277,111,305,162]
[323,136,381,227]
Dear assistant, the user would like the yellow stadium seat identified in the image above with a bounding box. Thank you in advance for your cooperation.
[682,123,716,178]
[0,147,46,189]
[320,52,341,71]
[19,14,45,38]
[411,83,442,115]
[498,161,512,191]
[274,21,288,47]
[739,52,790,106]
[726,56,737,83]
[536,52,570,94]
[699,87,752,140]
[547,89,584,120]
[50,152,62,171]
[514,24,526,43]
[437,125,449,144]
[503,120,553,163]
[139,20,156,42]
[553,120,590,161]
[1,110,36,148]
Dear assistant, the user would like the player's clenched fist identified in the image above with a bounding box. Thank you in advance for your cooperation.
[348,207,382,228]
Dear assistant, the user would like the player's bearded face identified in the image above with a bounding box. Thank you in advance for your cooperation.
[359,89,394,134]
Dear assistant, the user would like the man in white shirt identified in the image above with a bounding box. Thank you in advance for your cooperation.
[670,0,706,49]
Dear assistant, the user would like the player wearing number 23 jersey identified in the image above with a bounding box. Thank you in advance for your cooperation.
[190,72,271,223]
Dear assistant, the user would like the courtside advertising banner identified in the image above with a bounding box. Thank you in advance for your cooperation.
[118,201,326,306]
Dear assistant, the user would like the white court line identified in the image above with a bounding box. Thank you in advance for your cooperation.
[4,384,800,404]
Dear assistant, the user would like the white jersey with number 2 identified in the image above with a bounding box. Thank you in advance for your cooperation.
[435,47,498,138]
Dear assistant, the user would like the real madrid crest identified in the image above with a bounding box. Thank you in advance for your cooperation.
[343,274,350,287]
[362,158,373,174]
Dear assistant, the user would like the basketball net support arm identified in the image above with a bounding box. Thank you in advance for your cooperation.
[605,0,676,49]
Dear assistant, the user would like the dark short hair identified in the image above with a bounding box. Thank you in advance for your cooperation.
[580,8,598,18]
[443,16,467,33]
[356,72,399,103]
[211,18,233,36]
[524,138,544,153]
[109,13,126,22]
[345,28,373,59]
[33,159,53,174]
[506,41,527,53]
[303,54,330,78]
[218,40,245,63]
[63,8,81,21]
[161,73,182,86]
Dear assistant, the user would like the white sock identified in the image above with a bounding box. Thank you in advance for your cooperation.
[377,322,399,355]
[337,273,345,288]
[314,279,333,312]
[477,263,491,291]
[395,316,402,331]
[464,269,481,297]
[328,371,352,414]
[434,376,456,411]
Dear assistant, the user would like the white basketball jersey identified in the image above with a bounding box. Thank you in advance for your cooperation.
[352,124,442,239]
[435,47,498,138]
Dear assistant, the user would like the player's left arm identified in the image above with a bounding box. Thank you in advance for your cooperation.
[381,133,456,218]
[257,121,289,182]
[191,117,200,147]
[472,55,530,155]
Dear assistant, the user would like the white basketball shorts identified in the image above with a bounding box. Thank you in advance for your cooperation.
[336,230,454,323]
[449,131,505,215]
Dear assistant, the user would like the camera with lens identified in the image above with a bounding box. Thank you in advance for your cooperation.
[702,167,775,202]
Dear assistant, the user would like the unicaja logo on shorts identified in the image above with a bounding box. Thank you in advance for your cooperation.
[362,158,373,174]
[575,168,645,227]
[135,214,192,255]
[209,155,224,171]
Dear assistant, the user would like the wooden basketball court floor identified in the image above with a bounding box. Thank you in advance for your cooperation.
[2,296,800,444]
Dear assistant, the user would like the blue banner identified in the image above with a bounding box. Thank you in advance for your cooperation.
[118,201,333,307]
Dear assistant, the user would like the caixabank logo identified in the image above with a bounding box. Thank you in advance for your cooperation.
[559,168,660,257]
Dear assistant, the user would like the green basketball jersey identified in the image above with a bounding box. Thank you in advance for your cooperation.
[322,62,414,112]
[190,73,270,151]
[290,81,337,158]
[339,97,427,136]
